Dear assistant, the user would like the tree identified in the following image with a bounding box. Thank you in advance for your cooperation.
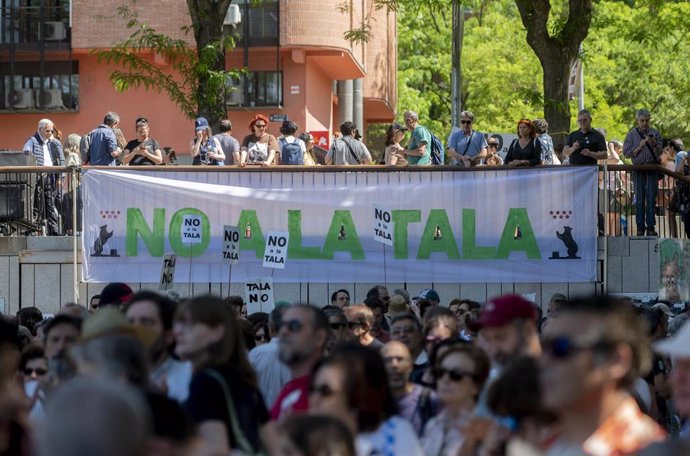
[97,0,236,130]
[513,0,592,144]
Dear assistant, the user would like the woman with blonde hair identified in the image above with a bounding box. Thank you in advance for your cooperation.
[63,133,82,167]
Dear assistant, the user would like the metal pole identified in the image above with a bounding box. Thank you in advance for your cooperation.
[451,0,464,127]
[71,167,78,303]
[602,163,608,294]
[578,45,585,112]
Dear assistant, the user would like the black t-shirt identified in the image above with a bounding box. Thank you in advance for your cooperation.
[184,365,268,452]
[125,138,161,165]
[566,129,607,165]
[505,138,541,166]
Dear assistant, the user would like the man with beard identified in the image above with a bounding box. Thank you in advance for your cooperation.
[124,291,192,403]
[271,304,330,420]
[382,340,439,436]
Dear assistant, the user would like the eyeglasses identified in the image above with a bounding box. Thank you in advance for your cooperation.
[281,319,304,333]
[488,143,499,148]
[24,367,48,376]
[577,118,590,123]
[542,336,611,360]
[330,322,347,330]
[309,383,338,398]
[460,120,473,125]
[254,333,268,342]
[433,367,473,382]
[347,321,363,329]
[254,124,267,129]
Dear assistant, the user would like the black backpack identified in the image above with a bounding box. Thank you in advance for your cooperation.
[279,138,304,165]
[429,132,445,165]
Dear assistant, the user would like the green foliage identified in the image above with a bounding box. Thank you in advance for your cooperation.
[95,1,240,121]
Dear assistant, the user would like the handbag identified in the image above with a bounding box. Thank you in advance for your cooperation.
[205,369,263,456]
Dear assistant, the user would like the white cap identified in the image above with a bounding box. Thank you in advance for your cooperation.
[654,320,690,358]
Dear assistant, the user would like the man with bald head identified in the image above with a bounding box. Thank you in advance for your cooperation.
[382,340,439,436]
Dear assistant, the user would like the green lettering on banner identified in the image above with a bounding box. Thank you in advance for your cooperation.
[417,209,460,260]
[496,208,541,259]
[169,208,211,257]
[236,210,266,259]
[126,208,165,257]
[392,210,421,259]
[322,210,365,260]
[287,210,323,259]
[462,209,497,259]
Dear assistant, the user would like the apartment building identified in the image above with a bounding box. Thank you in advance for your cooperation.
[0,0,396,155]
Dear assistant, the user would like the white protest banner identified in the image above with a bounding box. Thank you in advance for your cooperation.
[373,205,393,246]
[263,231,289,269]
[81,168,598,284]
[223,225,240,264]
[158,253,177,291]
[181,214,203,244]
[244,277,275,314]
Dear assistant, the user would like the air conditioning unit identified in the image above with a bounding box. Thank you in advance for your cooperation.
[226,80,245,106]
[6,89,33,109]
[38,21,67,41]
[34,89,65,109]
[224,5,241,26]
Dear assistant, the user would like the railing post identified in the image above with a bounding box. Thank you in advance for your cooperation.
[71,167,79,304]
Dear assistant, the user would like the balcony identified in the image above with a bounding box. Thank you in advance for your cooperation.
[1,3,71,51]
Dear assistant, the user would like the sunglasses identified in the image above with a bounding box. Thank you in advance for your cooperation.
[488,143,499,148]
[461,120,473,125]
[254,124,267,128]
[433,367,473,382]
[254,333,268,342]
[542,336,611,360]
[281,319,304,333]
[347,321,363,329]
[309,383,338,398]
[24,367,48,376]
[330,322,347,330]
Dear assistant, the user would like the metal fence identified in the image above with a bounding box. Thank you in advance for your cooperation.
[1,164,689,239]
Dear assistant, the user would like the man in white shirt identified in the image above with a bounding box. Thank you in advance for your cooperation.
[249,306,291,408]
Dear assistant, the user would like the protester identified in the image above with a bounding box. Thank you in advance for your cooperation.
[241,114,279,166]
[505,119,541,167]
[309,343,424,455]
[86,112,122,166]
[655,321,690,439]
[326,121,372,165]
[344,304,383,349]
[173,295,270,455]
[191,117,225,165]
[384,122,409,166]
[298,132,320,166]
[382,340,440,436]
[278,120,306,165]
[122,117,163,166]
[562,109,608,165]
[98,282,133,309]
[330,289,351,309]
[390,313,427,380]
[272,304,330,419]
[403,110,432,166]
[447,110,487,167]
[213,119,241,165]
[249,306,291,410]
[541,295,666,455]
[533,118,559,164]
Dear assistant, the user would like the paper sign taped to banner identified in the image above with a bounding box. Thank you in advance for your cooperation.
[373,205,393,246]
[223,225,240,265]
[159,253,177,291]
[263,231,289,269]
[181,215,203,244]
[245,277,275,314]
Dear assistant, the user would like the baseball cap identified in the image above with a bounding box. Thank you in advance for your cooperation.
[470,294,537,331]
[654,320,690,359]
[194,117,209,131]
[99,283,134,307]
[550,293,567,303]
[417,288,440,303]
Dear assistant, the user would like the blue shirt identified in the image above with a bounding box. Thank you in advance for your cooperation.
[88,125,118,166]
[448,130,488,164]
[407,126,431,165]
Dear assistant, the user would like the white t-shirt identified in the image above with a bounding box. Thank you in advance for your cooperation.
[151,357,193,403]
[356,416,424,456]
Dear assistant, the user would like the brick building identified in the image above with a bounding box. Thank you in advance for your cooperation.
[0,0,396,156]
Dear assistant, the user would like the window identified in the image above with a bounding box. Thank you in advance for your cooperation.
[226,71,282,108]
[1,1,71,47]
[1,60,79,111]
[233,0,279,47]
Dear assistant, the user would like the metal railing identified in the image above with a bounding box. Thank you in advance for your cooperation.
[1,164,688,239]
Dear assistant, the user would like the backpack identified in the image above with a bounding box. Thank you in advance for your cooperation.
[79,131,92,164]
[429,132,444,165]
[279,138,304,165]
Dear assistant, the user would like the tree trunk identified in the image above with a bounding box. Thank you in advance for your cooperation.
[187,0,232,131]
[514,0,593,149]
[542,56,574,147]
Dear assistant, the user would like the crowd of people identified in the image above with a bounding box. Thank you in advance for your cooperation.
[1,283,690,456]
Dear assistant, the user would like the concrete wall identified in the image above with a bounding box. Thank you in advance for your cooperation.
[2,236,662,317]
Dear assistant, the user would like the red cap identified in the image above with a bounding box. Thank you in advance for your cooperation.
[470,294,537,330]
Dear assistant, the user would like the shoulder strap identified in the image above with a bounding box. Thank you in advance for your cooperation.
[205,369,256,455]
[461,131,474,156]
[342,138,361,164]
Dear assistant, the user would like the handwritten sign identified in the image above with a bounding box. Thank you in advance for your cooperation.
[263,231,289,269]
[222,225,240,264]
[244,277,275,314]
[158,253,177,291]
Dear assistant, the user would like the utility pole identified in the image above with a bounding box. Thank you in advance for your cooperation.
[451,0,464,127]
